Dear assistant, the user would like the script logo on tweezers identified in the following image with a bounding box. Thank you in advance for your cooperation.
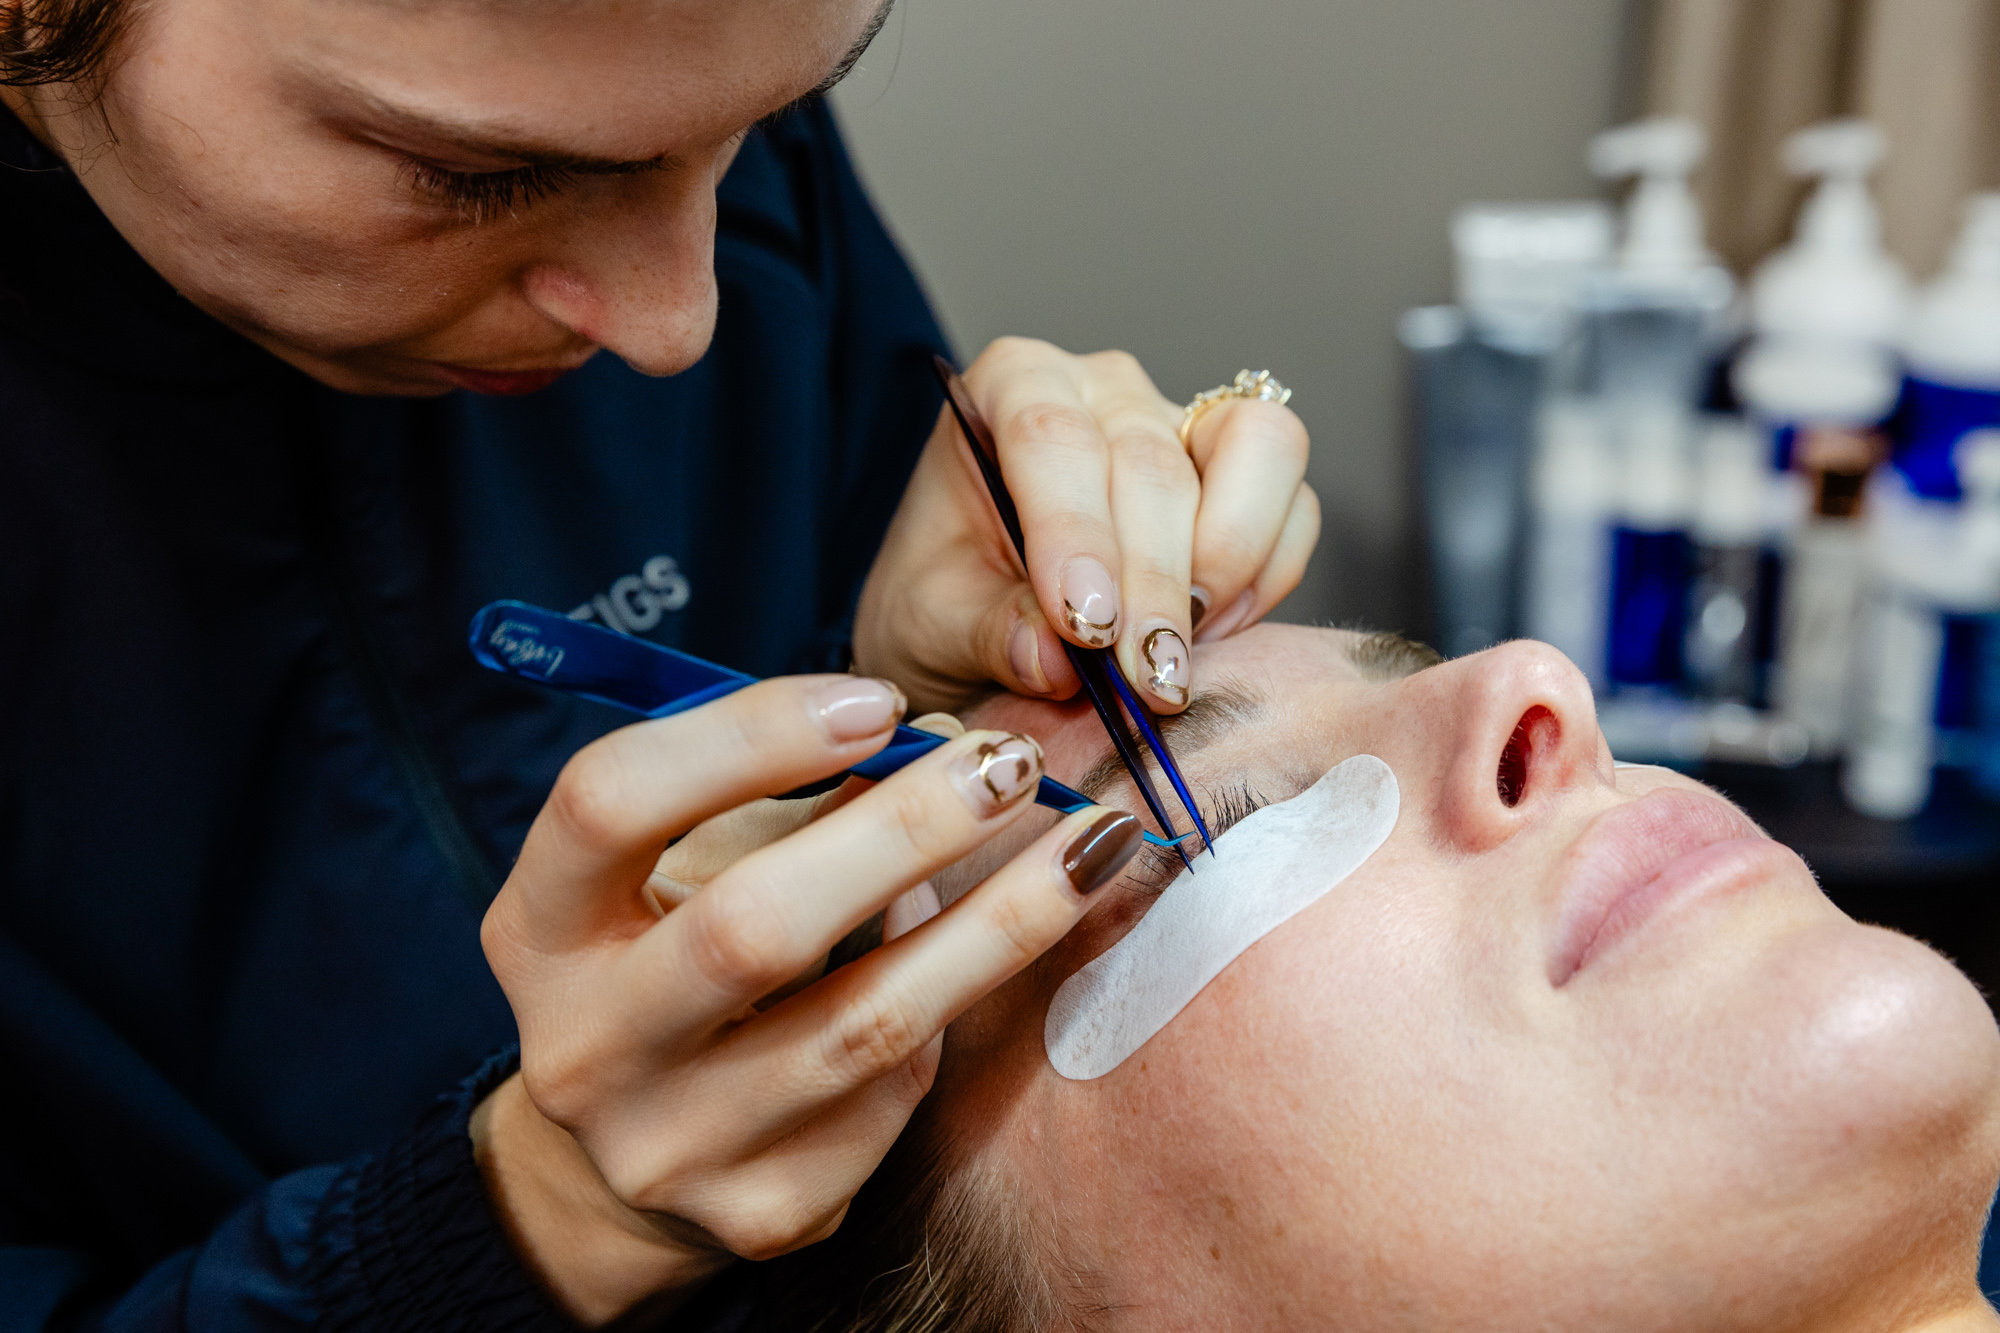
[489,620,566,679]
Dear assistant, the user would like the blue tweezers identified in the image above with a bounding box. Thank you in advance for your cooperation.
[930,356,1215,869]
[465,600,1134,830]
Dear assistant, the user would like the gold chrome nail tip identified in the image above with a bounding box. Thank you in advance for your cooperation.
[1063,600,1117,648]
[972,736,1039,804]
[1141,627,1190,706]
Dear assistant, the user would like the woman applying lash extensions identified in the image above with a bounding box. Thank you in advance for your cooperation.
[0,0,1315,1327]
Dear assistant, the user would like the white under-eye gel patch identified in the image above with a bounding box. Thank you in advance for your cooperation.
[1044,755,1399,1081]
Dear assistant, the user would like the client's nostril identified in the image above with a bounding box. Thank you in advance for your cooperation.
[1497,723,1529,808]
[1495,706,1556,808]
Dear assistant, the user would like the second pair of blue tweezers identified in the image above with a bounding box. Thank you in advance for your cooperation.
[468,601,1194,850]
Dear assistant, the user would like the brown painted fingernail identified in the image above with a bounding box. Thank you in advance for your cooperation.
[1141,626,1190,708]
[950,732,1043,816]
[815,677,906,741]
[1060,809,1143,897]
[1189,586,1212,631]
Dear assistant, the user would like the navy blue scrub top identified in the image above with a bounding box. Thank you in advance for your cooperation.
[0,98,947,1331]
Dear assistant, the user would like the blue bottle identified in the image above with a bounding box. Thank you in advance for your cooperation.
[1581,120,1733,693]
[1853,193,2000,809]
[1606,409,1696,686]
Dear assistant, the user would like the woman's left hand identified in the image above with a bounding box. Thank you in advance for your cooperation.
[854,337,1318,713]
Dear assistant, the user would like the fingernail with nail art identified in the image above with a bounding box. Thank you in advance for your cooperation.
[1140,627,1191,707]
[1059,558,1119,649]
[952,732,1043,816]
[816,677,906,741]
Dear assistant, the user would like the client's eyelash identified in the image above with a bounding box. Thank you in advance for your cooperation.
[1124,782,1269,897]
[403,159,579,223]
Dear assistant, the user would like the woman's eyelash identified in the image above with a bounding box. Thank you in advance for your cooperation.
[402,160,579,223]
[1124,782,1269,896]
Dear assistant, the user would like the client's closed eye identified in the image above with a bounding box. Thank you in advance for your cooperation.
[1125,782,1270,895]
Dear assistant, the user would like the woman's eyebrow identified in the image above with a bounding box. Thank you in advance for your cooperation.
[1072,679,1269,801]
[328,82,683,172]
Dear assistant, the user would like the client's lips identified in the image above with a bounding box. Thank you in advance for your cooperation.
[1550,788,1780,985]
[430,363,574,396]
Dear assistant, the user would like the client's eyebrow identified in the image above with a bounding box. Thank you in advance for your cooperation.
[1343,630,1444,681]
[1073,679,1269,803]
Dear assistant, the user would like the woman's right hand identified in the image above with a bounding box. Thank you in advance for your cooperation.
[470,674,1142,1324]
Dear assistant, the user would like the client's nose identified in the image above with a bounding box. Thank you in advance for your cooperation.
[1417,640,1609,853]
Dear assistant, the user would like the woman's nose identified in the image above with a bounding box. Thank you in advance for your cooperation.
[521,170,721,377]
[1415,640,1611,853]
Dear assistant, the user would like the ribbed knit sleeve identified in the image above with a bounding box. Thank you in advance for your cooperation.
[309,1049,576,1333]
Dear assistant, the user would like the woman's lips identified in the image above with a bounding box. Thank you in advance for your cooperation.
[1550,788,1782,985]
[430,363,573,396]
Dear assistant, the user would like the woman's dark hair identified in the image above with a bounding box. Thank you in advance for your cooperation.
[2,0,132,88]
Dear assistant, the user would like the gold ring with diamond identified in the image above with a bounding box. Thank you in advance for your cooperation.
[1178,370,1293,449]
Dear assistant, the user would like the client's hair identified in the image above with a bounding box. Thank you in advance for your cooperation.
[766,1102,1091,1333]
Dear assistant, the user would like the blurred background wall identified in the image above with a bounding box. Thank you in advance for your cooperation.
[831,0,1648,640]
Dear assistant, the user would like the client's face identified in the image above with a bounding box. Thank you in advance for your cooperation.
[937,626,2000,1333]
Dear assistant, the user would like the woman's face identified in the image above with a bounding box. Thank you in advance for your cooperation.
[2,0,882,394]
[945,626,2000,1331]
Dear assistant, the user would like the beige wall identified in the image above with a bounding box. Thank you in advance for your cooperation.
[1646,0,2000,282]
[833,0,1643,639]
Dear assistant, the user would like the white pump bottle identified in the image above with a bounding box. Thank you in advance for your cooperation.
[1735,120,1909,430]
[1735,120,1909,754]
[1586,118,1734,318]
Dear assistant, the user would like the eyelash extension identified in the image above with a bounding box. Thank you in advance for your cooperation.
[1124,782,1269,897]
